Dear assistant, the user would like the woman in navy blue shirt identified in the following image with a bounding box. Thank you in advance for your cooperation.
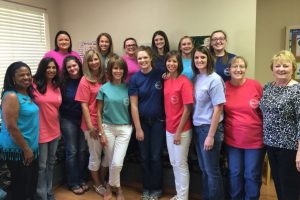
[129,46,165,200]
[60,56,88,195]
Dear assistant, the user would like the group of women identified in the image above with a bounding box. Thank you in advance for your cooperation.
[0,28,299,200]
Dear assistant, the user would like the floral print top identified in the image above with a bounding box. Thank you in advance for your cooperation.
[260,82,300,150]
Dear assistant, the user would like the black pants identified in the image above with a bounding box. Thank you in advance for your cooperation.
[266,146,300,200]
[6,159,38,200]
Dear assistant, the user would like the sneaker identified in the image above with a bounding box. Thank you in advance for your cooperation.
[141,190,150,200]
[93,184,106,196]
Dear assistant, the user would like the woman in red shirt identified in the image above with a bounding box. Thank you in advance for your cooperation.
[224,56,265,200]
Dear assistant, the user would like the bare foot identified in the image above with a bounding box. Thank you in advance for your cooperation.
[116,187,125,200]
[104,184,112,200]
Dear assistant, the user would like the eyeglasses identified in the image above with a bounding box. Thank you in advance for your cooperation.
[230,65,246,69]
[125,44,137,48]
[211,37,225,42]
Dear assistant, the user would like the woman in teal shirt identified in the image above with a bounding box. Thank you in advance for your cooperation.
[0,62,39,200]
[96,55,132,200]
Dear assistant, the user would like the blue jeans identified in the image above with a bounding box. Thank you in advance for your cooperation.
[60,117,88,188]
[266,146,300,200]
[225,145,265,200]
[36,137,59,200]
[138,118,165,193]
[194,123,224,200]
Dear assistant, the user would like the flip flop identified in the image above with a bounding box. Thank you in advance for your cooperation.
[70,185,84,195]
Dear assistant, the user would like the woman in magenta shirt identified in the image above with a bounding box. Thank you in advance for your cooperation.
[224,56,265,200]
[33,57,62,200]
[122,37,139,82]
[44,30,81,71]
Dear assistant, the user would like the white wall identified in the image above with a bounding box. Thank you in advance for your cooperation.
[58,0,257,78]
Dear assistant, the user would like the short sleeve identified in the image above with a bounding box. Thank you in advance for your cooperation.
[75,77,91,103]
[128,74,138,96]
[181,77,194,105]
[209,76,226,106]
[71,51,82,63]
[96,86,104,101]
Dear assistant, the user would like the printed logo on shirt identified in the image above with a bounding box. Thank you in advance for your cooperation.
[170,95,179,104]
[249,99,259,109]
[123,98,130,106]
[224,67,230,77]
[155,81,162,90]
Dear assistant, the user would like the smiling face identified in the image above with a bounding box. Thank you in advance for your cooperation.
[66,59,80,79]
[88,53,101,73]
[194,50,208,73]
[13,66,32,90]
[45,61,57,81]
[154,35,165,50]
[229,58,246,81]
[98,35,110,54]
[57,34,70,52]
[210,31,227,53]
[272,59,294,82]
[137,50,152,72]
[111,64,124,82]
[166,55,179,77]
[180,38,193,56]
[124,39,137,57]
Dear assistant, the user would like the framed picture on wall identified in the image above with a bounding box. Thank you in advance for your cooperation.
[286,25,300,80]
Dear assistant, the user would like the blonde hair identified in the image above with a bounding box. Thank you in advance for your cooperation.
[83,49,105,83]
[270,50,297,75]
[230,56,248,68]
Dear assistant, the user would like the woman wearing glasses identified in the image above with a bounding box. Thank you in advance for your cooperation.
[209,30,235,82]
[122,38,139,82]
[224,56,265,200]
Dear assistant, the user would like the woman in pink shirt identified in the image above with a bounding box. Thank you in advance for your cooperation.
[164,51,194,200]
[224,56,265,200]
[33,57,62,200]
[122,37,139,82]
[75,49,107,196]
[44,30,81,71]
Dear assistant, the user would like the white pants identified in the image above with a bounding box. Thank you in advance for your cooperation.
[166,130,192,200]
[84,130,108,171]
[103,123,133,187]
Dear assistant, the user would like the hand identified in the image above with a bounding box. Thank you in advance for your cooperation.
[88,127,98,140]
[174,132,181,145]
[23,148,34,166]
[296,150,300,172]
[204,135,214,151]
[136,129,144,141]
[99,134,107,147]
[162,72,170,80]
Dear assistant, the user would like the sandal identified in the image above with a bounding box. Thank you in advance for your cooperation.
[93,184,106,196]
[70,185,84,195]
[81,182,90,192]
